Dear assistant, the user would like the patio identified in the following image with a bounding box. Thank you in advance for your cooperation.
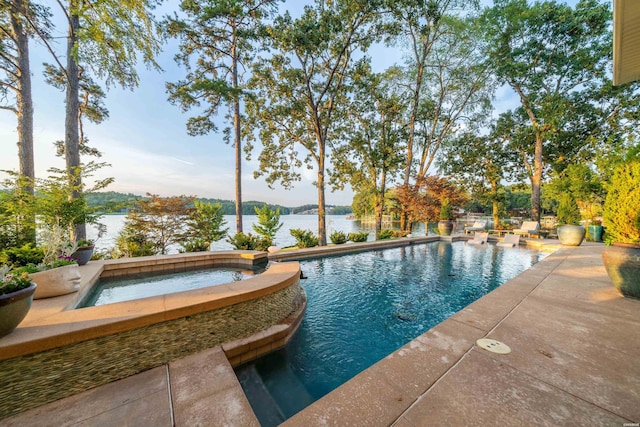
[2,240,639,426]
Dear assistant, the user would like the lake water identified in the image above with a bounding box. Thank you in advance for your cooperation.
[87,214,431,253]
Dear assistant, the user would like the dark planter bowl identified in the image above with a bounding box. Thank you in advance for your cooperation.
[557,225,585,246]
[0,283,37,338]
[71,245,95,266]
[602,243,640,299]
[438,220,454,236]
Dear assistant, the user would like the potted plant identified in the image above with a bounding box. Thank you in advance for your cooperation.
[27,224,81,299]
[71,238,95,266]
[587,219,604,243]
[0,265,36,338]
[438,198,454,236]
[556,194,585,246]
[601,161,640,298]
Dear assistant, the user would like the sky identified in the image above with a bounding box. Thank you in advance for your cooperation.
[0,0,522,207]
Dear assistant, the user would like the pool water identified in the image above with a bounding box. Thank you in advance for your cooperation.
[80,267,262,307]
[235,241,548,424]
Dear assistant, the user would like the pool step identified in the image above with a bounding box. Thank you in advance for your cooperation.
[254,350,316,420]
[236,364,286,426]
[236,349,316,426]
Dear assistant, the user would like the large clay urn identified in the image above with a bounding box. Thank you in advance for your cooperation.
[557,225,585,246]
[602,243,640,299]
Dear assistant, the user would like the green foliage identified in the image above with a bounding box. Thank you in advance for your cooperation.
[85,191,140,213]
[329,231,347,245]
[114,195,193,257]
[181,239,211,253]
[76,239,93,247]
[35,164,111,242]
[480,0,633,220]
[0,244,44,268]
[0,174,37,250]
[227,232,270,251]
[603,161,640,244]
[347,231,369,243]
[439,198,453,221]
[165,0,278,135]
[114,212,157,258]
[556,194,581,225]
[246,1,380,245]
[545,164,604,221]
[0,266,32,295]
[328,206,352,215]
[290,229,319,248]
[330,65,406,232]
[183,201,229,252]
[253,204,282,242]
[378,229,394,240]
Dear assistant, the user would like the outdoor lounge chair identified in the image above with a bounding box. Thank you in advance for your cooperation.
[464,221,487,234]
[497,233,520,248]
[466,232,488,245]
[513,221,540,238]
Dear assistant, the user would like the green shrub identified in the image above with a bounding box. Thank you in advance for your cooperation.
[185,201,228,250]
[603,161,640,244]
[556,194,581,225]
[378,229,394,240]
[253,205,283,242]
[440,198,453,220]
[0,244,44,268]
[348,231,369,242]
[330,231,347,244]
[393,230,410,238]
[181,238,210,253]
[227,232,271,251]
[290,229,318,248]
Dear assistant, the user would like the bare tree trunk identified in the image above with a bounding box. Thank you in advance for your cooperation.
[531,132,543,223]
[231,29,243,234]
[65,5,85,240]
[10,0,36,244]
[374,170,387,240]
[491,181,500,229]
[317,147,327,246]
[11,0,34,187]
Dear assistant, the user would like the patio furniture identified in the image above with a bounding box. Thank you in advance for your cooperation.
[513,221,540,238]
[465,221,487,234]
[497,234,520,248]
[466,232,488,245]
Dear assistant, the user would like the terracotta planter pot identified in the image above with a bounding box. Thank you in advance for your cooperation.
[71,245,95,266]
[438,220,454,236]
[0,283,36,338]
[602,243,640,299]
[557,225,585,246]
[30,264,82,299]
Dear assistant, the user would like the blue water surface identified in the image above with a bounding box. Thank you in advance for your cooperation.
[237,241,547,424]
[80,267,259,307]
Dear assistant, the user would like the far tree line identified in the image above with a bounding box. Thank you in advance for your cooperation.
[82,191,352,216]
[2,0,638,249]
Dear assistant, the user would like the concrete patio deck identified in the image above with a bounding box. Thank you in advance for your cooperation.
[3,242,639,426]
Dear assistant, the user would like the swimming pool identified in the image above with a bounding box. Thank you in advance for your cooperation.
[235,241,548,425]
[80,266,264,307]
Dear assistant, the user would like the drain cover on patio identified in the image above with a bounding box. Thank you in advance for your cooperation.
[476,338,512,354]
